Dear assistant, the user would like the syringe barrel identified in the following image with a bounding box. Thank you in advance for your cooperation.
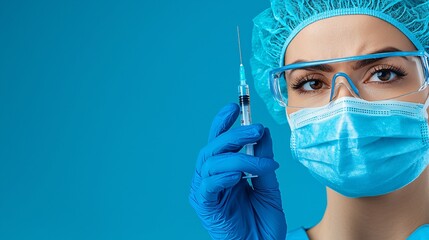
[238,84,252,126]
[238,83,257,179]
[238,83,250,96]
[245,144,254,155]
[240,99,252,126]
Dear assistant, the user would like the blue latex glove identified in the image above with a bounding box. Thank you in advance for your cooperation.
[407,224,429,240]
[189,103,287,239]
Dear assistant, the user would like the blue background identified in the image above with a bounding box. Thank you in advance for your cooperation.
[0,0,325,239]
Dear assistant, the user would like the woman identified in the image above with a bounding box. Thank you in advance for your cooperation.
[189,0,429,239]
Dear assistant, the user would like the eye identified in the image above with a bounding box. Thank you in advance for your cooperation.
[368,65,407,83]
[302,80,324,90]
[370,69,397,82]
[291,75,329,94]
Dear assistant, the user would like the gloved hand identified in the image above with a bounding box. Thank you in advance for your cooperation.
[189,103,287,240]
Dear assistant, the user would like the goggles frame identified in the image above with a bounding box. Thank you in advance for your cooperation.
[269,51,429,107]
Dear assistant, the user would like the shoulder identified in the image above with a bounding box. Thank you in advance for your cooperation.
[286,227,310,240]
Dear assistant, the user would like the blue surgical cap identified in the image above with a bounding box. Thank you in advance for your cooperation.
[250,0,429,124]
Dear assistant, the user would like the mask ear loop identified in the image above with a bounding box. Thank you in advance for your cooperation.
[422,89,429,119]
[422,53,429,119]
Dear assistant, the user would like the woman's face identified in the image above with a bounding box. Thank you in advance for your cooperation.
[285,15,429,114]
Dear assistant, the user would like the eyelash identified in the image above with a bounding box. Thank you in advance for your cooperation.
[368,64,408,81]
[290,74,327,92]
[290,64,408,92]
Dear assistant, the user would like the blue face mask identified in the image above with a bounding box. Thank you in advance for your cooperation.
[287,97,429,198]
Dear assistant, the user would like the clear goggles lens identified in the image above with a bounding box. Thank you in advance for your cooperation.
[270,51,429,108]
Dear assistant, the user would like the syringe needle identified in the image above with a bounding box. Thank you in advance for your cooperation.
[237,26,247,84]
[237,26,243,65]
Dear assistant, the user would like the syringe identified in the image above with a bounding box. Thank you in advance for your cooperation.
[237,26,258,180]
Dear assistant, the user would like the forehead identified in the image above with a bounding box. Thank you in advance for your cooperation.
[285,15,416,65]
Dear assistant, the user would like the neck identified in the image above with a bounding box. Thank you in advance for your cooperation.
[307,168,429,240]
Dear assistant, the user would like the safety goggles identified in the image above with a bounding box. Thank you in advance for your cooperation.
[269,51,429,108]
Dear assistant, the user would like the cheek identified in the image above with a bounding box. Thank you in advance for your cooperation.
[394,88,429,104]
[286,107,296,116]
[285,93,302,116]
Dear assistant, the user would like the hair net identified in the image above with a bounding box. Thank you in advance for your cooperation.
[250,0,429,124]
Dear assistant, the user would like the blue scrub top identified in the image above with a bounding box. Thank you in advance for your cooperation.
[286,224,429,240]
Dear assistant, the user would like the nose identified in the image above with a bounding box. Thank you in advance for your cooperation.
[330,72,360,101]
[335,82,355,98]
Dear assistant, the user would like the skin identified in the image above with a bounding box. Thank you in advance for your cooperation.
[285,15,429,240]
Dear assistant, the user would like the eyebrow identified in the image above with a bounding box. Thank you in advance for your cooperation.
[288,47,406,74]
